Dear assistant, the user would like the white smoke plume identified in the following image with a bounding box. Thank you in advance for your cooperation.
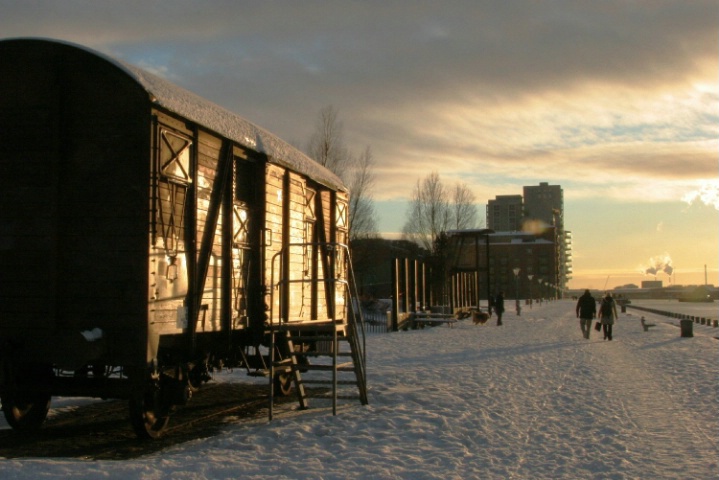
[682,181,719,210]
[640,253,674,277]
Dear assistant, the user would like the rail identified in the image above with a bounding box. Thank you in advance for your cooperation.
[627,305,718,328]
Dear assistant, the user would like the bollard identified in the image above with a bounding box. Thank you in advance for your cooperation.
[713,319,718,328]
[700,318,706,325]
[680,319,693,338]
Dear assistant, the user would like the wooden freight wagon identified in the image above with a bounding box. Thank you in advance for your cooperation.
[0,38,367,438]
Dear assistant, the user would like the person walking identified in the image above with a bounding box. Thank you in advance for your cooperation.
[575,289,596,339]
[494,292,505,326]
[598,292,618,340]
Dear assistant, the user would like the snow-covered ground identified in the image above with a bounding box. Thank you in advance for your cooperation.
[0,300,716,479]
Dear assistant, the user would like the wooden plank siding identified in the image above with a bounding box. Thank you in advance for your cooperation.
[195,131,224,333]
[286,174,311,321]
[265,164,286,322]
[148,116,195,337]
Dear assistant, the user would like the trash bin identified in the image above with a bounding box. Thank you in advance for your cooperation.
[680,319,693,338]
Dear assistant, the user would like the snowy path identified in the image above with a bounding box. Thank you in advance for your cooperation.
[363,301,717,479]
[582,317,717,479]
[0,300,716,479]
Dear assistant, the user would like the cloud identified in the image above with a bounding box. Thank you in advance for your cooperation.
[682,180,719,210]
[639,253,674,277]
[2,0,715,206]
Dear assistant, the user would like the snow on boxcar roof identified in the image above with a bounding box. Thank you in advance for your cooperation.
[1,37,346,192]
[123,62,346,192]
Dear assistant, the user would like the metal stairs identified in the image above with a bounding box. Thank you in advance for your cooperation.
[268,242,368,420]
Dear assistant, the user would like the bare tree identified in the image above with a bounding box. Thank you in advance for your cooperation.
[347,146,377,240]
[402,173,480,306]
[306,105,377,240]
[306,105,350,178]
[451,182,480,230]
[403,173,482,250]
[402,172,452,251]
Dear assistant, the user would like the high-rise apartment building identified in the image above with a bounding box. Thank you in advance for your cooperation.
[486,195,523,231]
[522,182,563,227]
[523,182,570,290]
[483,182,571,295]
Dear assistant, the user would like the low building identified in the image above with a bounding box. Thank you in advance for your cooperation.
[446,227,560,305]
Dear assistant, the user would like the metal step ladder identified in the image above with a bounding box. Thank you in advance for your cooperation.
[268,242,368,420]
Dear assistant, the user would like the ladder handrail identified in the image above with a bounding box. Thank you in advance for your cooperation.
[269,241,352,323]
[348,261,366,365]
[268,241,367,420]
[268,241,367,368]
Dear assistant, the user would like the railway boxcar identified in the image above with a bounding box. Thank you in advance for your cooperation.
[0,38,366,438]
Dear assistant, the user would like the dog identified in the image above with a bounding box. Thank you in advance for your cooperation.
[472,310,490,325]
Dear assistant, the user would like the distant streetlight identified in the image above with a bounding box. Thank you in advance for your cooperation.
[512,267,521,315]
[527,274,534,308]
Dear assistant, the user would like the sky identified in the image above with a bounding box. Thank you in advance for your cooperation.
[2,1,717,290]
[0,300,716,478]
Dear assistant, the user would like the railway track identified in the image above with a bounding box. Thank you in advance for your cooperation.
[0,382,303,460]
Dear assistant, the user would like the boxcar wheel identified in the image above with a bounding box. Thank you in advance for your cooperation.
[1,392,51,430]
[128,388,171,439]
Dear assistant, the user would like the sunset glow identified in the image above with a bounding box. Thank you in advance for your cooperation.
[3,1,716,290]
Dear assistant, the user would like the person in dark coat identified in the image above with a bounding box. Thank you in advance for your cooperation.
[575,289,596,339]
[598,292,618,340]
[494,292,505,326]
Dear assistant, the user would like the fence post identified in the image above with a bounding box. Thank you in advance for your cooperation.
[680,319,693,338]
[391,258,399,332]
